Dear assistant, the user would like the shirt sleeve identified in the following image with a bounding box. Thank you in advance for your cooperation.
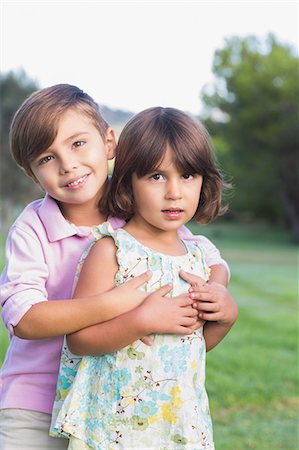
[178,225,230,280]
[0,225,48,335]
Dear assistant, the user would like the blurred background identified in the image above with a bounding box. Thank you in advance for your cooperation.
[0,1,298,448]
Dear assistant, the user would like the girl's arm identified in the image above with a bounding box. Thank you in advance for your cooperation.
[179,270,238,351]
[67,237,199,355]
[208,264,229,285]
[192,282,238,351]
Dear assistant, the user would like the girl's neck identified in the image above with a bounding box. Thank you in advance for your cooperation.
[124,221,186,256]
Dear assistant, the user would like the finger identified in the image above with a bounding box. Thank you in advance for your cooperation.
[175,326,194,335]
[155,283,173,297]
[198,311,222,321]
[190,292,215,302]
[172,294,193,307]
[194,301,220,312]
[189,285,213,294]
[128,270,152,288]
[140,336,153,346]
[182,307,199,318]
[191,319,206,330]
[182,316,199,327]
[179,270,205,287]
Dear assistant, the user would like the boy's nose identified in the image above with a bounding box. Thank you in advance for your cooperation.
[59,159,78,174]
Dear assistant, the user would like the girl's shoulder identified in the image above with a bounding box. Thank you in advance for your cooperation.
[92,222,141,254]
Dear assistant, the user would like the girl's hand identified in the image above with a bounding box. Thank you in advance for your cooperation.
[179,270,238,326]
[189,282,238,326]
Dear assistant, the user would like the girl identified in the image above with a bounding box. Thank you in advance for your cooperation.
[52,107,238,449]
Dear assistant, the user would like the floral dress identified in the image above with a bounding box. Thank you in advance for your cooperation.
[51,223,215,450]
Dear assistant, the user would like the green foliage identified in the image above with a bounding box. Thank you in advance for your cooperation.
[201,34,299,240]
[0,70,42,229]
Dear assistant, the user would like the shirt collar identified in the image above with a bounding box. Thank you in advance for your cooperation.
[38,195,91,242]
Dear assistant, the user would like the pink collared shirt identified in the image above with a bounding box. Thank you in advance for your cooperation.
[0,195,228,414]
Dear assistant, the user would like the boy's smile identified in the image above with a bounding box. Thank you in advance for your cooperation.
[30,108,115,223]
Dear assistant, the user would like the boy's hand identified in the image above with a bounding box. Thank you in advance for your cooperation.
[137,283,199,336]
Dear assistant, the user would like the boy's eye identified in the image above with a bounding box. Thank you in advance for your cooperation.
[38,155,53,166]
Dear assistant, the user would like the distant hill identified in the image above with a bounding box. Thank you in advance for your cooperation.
[100,105,134,129]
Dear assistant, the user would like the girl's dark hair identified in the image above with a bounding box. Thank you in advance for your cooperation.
[101,106,228,224]
[9,84,109,176]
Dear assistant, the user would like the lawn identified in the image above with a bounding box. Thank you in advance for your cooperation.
[0,222,298,448]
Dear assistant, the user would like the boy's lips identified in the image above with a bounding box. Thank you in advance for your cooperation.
[65,174,89,188]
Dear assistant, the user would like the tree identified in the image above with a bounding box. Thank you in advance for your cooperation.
[0,70,41,230]
[201,34,299,241]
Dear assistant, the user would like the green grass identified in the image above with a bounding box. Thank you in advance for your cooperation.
[0,222,298,448]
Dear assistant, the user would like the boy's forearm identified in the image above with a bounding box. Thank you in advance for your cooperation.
[13,288,145,340]
[67,306,148,355]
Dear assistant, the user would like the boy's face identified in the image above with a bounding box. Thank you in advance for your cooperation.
[130,145,203,235]
[30,109,115,219]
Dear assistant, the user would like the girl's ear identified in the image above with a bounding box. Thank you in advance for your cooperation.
[105,127,117,160]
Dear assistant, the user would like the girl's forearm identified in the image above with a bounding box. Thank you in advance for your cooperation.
[209,264,229,286]
[204,321,234,352]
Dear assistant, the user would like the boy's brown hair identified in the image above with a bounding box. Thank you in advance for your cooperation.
[101,106,228,224]
[9,84,109,176]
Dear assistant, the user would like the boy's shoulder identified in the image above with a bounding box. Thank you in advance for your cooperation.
[11,197,45,230]
[10,195,66,241]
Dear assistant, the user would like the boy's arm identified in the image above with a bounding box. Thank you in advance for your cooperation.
[67,238,198,355]
[1,226,151,340]
[13,272,151,339]
[179,226,230,282]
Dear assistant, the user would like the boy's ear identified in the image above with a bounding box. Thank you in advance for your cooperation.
[105,127,116,160]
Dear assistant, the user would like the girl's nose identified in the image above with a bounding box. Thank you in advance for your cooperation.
[165,180,182,200]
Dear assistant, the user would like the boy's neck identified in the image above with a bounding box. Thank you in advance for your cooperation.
[58,201,106,227]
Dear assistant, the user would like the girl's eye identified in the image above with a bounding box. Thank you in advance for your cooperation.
[73,140,85,148]
[38,155,53,166]
[182,174,194,180]
[150,173,165,181]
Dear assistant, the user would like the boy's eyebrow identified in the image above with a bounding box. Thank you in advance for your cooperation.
[64,132,90,143]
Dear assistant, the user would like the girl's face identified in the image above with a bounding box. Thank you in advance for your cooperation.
[130,145,203,235]
[30,109,115,222]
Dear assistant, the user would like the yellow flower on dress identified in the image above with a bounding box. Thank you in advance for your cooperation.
[148,414,158,425]
[170,386,184,409]
[191,359,197,370]
[160,403,179,424]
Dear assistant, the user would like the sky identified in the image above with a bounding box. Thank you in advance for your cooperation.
[1,1,298,115]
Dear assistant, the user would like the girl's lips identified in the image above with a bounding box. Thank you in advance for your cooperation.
[65,174,89,189]
[162,209,184,219]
